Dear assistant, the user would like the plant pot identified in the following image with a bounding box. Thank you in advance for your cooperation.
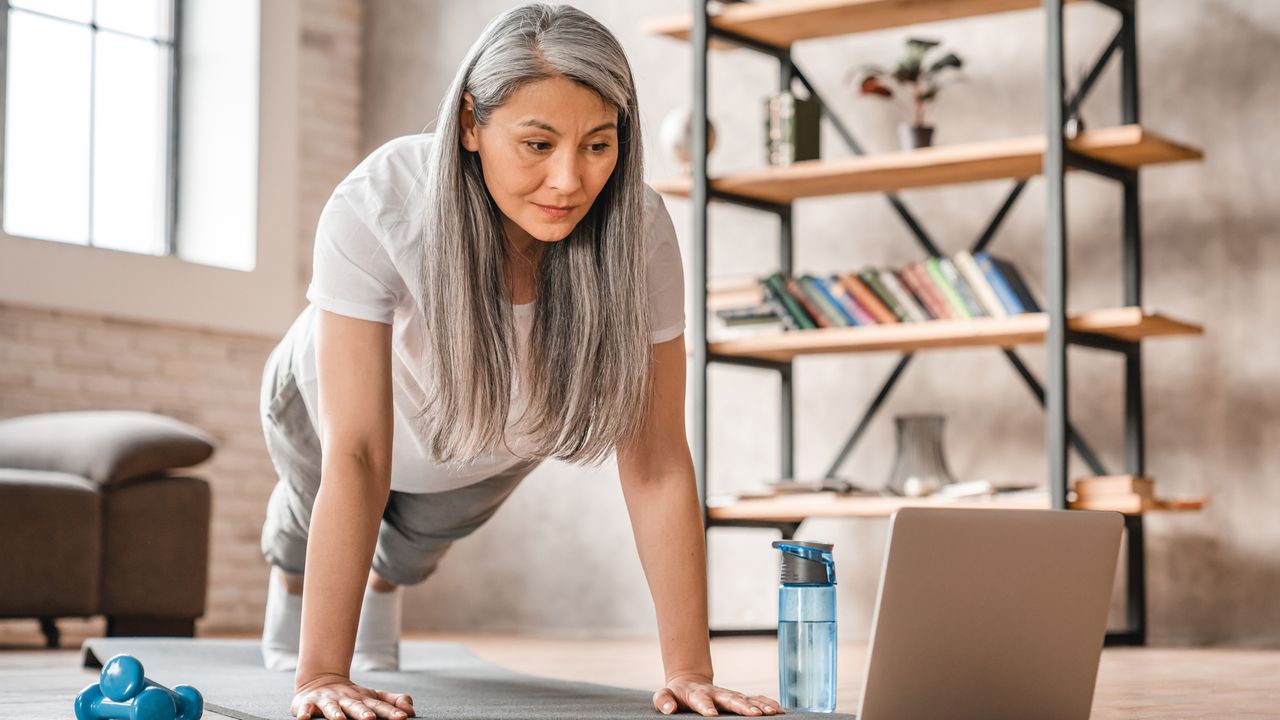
[885,414,956,497]
[898,122,934,151]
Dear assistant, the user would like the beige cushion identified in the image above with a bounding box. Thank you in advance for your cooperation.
[0,411,215,486]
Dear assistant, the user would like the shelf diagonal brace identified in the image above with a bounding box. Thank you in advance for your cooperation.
[823,353,914,479]
[706,24,789,61]
[708,188,791,216]
[971,179,1028,255]
[1067,29,1123,121]
[1001,348,1109,476]
[790,67,943,259]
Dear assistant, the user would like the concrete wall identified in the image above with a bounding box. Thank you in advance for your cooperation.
[362,0,1279,646]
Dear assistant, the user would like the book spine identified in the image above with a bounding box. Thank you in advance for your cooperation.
[939,257,988,318]
[823,275,870,326]
[954,250,1008,318]
[992,257,1042,313]
[878,268,929,322]
[925,258,971,318]
[762,293,800,331]
[859,269,909,321]
[973,252,1026,315]
[903,262,954,320]
[839,272,895,324]
[897,266,939,320]
[802,274,854,326]
[786,275,832,328]
[764,273,817,329]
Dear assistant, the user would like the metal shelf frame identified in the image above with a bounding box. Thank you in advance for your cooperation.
[687,0,1150,645]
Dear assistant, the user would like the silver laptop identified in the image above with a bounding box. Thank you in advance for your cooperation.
[855,507,1123,720]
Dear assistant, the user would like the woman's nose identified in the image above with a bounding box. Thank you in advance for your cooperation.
[546,149,583,194]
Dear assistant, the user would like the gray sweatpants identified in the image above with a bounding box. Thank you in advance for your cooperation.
[257,325,542,587]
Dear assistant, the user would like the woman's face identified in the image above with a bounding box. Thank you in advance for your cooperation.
[460,76,620,246]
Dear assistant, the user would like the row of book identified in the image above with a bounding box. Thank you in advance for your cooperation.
[716,251,1041,333]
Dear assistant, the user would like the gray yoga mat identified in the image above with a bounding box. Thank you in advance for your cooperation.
[80,638,854,719]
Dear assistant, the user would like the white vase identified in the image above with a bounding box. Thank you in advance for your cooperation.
[660,106,717,173]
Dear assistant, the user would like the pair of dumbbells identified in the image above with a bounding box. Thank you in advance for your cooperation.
[75,654,204,720]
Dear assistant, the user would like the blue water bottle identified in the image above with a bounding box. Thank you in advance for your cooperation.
[772,540,837,713]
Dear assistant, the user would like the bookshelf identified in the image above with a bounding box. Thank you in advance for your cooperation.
[648,0,1205,646]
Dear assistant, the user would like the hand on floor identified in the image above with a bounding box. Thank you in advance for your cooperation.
[654,673,785,716]
[291,673,416,720]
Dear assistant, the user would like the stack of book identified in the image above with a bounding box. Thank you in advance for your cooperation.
[712,251,1040,335]
[1070,475,1156,513]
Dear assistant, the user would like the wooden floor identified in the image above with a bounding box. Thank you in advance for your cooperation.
[2,627,1278,718]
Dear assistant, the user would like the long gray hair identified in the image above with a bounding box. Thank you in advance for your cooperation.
[413,3,652,469]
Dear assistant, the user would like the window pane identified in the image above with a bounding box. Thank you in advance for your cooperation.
[96,0,171,40]
[92,32,169,255]
[3,11,91,244]
[9,0,92,24]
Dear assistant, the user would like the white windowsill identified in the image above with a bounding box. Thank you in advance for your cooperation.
[0,0,302,340]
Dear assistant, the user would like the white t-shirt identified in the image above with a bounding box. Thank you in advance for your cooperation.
[285,133,686,493]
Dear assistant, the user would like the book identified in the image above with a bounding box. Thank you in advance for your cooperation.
[925,257,971,318]
[761,292,800,331]
[764,273,816,329]
[839,272,896,324]
[1073,475,1154,498]
[902,262,954,320]
[939,257,988,318]
[893,269,937,321]
[788,275,835,327]
[973,251,1026,315]
[991,257,1042,313]
[954,251,1008,318]
[859,269,909,321]
[878,268,929,322]
[825,275,874,326]
[801,274,855,326]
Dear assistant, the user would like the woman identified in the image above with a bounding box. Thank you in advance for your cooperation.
[257,4,784,719]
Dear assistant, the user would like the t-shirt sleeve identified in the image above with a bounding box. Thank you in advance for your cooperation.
[305,187,402,325]
[645,186,686,344]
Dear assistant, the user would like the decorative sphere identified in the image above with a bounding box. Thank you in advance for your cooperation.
[659,106,716,171]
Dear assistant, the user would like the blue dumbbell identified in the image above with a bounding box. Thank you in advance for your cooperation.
[75,654,203,720]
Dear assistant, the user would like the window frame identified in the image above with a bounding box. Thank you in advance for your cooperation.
[0,0,303,339]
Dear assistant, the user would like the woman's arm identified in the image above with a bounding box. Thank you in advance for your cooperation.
[290,310,414,720]
[617,334,782,717]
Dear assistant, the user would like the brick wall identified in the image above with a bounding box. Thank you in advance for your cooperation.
[0,0,364,641]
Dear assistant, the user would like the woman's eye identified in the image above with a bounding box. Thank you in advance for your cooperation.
[589,143,612,153]
[526,141,552,152]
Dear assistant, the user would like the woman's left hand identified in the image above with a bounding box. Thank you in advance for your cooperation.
[653,673,785,716]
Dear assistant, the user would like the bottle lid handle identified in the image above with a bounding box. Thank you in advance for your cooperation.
[772,541,836,584]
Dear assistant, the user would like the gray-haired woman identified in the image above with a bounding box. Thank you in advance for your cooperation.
[257,4,784,719]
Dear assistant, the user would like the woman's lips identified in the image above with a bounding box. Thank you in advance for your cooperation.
[534,202,574,219]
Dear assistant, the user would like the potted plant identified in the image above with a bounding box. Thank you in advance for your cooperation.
[849,37,963,151]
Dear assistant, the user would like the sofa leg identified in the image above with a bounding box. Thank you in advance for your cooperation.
[106,616,197,638]
[38,617,60,649]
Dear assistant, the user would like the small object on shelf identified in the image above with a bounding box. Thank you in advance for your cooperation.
[886,414,956,497]
[659,105,717,173]
[764,90,821,165]
[849,37,964,150]
[764,476,879,495]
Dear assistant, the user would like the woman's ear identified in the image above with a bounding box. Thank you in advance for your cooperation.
[459,92,480,152]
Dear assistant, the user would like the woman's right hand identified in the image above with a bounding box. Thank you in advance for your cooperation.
[292,673,416,720]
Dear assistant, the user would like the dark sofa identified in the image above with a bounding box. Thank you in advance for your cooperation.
[0,411,216,647]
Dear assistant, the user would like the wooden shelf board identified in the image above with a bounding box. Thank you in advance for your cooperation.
[708,491,1206,522]
[645,0,1084,48]
[704,307,1202,362]
[650,125,1203,203]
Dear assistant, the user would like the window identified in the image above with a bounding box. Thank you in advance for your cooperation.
[2,0,177,256]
